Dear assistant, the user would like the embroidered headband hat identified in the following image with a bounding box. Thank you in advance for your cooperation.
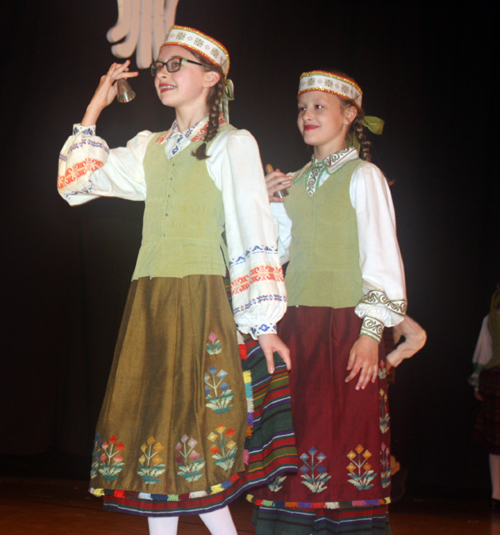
[161,25,230,75]
[298,70,363,107]
[298,70,385,151]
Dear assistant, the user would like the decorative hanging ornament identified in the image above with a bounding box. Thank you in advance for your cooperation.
[107,0,180,69]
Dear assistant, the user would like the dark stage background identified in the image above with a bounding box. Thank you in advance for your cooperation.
[1,0,498,494]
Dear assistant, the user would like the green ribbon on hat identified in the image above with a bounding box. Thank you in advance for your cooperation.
[346,115,385,151]
[221,79,235,122]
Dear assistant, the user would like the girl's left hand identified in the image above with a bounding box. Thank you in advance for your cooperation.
[345,335,379,390]
[258,333,291,374]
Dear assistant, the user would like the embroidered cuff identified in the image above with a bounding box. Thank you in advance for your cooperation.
[73,123,96,136]
[251,323,278,337]
[360,316,384,343]
[358,290,407,318]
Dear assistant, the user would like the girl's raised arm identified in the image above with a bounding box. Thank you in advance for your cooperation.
[82,61,138,126]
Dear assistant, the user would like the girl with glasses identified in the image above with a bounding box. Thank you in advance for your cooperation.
[58,26,292,535]
[249,71,407,534]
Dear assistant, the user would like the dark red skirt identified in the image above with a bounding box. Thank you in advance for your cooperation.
[474,366,500,454]
[249,306,391,534]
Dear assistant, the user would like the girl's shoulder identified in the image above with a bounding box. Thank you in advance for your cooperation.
[209,126,259,156]
[352,160,386,184]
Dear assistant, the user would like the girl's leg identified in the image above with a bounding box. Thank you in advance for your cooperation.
[491,454,500,500]
[199,506,238,535]
[148,516,179,535]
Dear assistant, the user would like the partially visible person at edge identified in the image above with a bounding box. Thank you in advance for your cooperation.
[57,25,292,535]
[384,315,427,503]
[248,70,407,535]
[470,286,500,512]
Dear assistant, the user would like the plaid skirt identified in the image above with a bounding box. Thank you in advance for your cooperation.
[249,306,391,535]
[89,275,297,516]
[474,366,500,454]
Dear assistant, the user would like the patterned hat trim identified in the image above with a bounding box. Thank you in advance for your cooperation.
[161,25,230,75]
[298,70,362,106]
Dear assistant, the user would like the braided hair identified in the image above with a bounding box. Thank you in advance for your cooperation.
[189,52,226,161]
[319,69,371,162]
[338,96,372,163]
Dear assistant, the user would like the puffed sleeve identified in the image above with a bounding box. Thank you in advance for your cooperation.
[350,162,407,342]
[207,129,287,337]
[57,124,154,205]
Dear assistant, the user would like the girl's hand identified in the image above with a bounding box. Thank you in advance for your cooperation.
[258,333,291,374]
[81,61,139,126]
[265,169,292,203]
[345,335,379,390]
[474,389,484,402]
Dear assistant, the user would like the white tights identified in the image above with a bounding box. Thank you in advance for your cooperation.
[491,454,500,500]
[147,505,238,535]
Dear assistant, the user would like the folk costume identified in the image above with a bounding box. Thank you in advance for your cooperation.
[58,27,296,517]
[470,290,500,454]
[249,72,407,535]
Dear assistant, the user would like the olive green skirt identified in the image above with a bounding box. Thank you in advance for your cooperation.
[90,275,247,499]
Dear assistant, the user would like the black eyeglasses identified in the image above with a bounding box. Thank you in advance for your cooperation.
[150,57,205,76]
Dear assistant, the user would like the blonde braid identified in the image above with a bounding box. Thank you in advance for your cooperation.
[352,107,372,162]
[190,53,225,161]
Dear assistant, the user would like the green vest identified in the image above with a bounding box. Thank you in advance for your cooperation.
[284,158,364,308]
[132,125,233,280]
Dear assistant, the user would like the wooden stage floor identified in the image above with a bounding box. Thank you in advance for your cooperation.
[0,477,496,534]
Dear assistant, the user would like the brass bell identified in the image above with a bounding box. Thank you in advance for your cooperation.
[116,79,136,103]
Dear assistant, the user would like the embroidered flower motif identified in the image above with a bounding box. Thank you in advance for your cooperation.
[380,443,391,488]
[268,475,287,492]
[194,37,203,47]
[90,433,103,479]
[378,360,387,380]
[346,445,377,490]
[207,427,238,470]
[175,436,205,482]
[206,332,223,355]
[138,436,167,484]
[379,389,390,434]
[299,447,331,493]
[205,366,235,413]
[97,435,126,482]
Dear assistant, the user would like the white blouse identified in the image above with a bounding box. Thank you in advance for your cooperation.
[272,147,407,335]
[468,314,496,388]
[58,118,287,337]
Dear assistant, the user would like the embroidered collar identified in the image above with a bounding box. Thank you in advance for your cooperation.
[156,115,227,147]
[157,117,209,146]
[303,146,359,197]
[311,146,358,173]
